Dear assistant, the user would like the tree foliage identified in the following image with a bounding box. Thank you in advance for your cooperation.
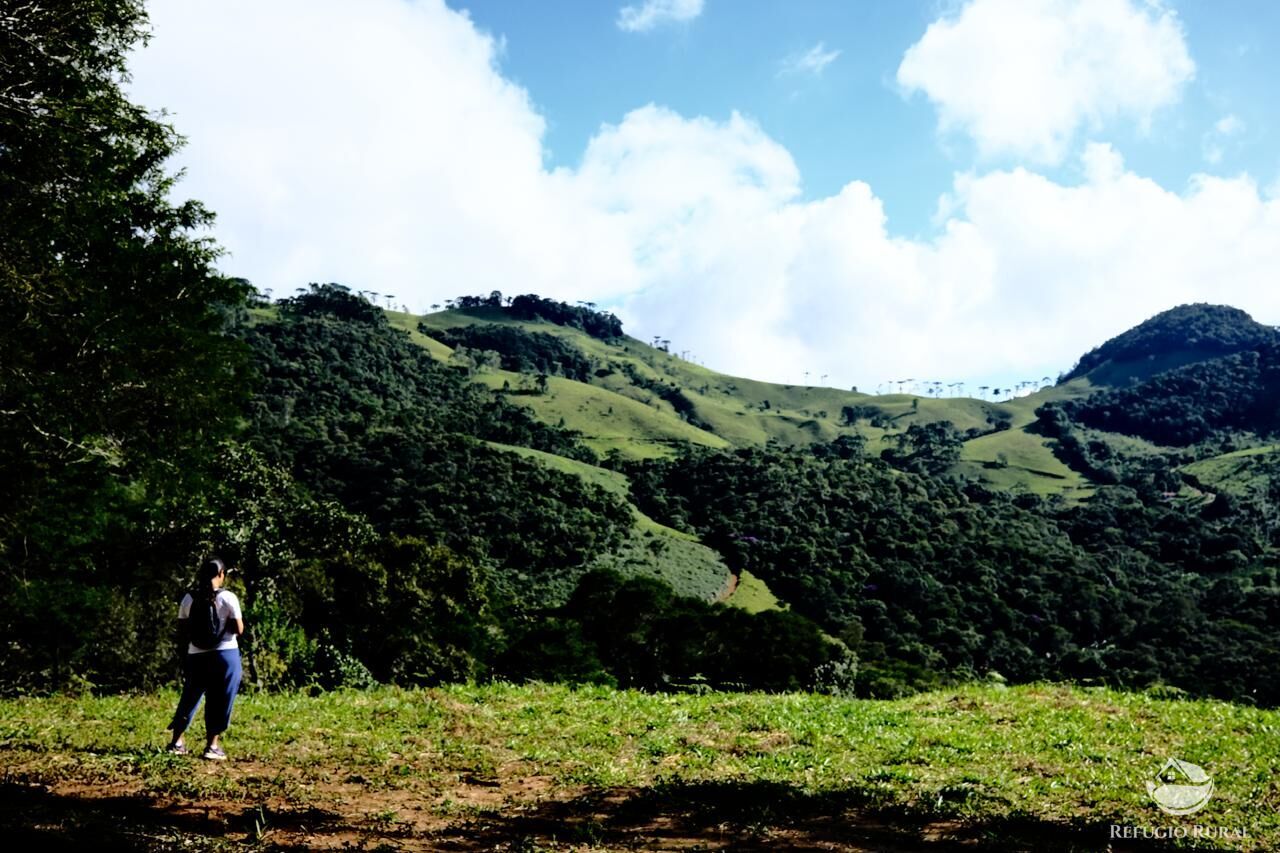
[1041,345,1280,447]
[0,0,252,572]
[881,421,964,475]
[0,1,255,691]
[501,570,853,693]
[447,291,624,340]
[625,442,1280,702]
[1062,303,1277,382]
[422,323,596,382]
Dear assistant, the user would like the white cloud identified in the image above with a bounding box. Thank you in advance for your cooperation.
[616,139,1280,390]
[897,0,1195,165]
[617,0,703,33]
[779,42,841,77]
[130,0,641,307]
[1215,114,1245,136]
[130,0,1280,392]
[1203,113,1245,164]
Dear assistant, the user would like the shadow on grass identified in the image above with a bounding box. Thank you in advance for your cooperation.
[0,779,1193,852]
[428,780,1191,852]
[0,782,340,851]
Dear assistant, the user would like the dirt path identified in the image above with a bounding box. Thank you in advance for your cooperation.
[712,571,739,603]
[1,764,1181,852]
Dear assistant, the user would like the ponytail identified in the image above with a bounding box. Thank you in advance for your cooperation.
[197,556,226,602]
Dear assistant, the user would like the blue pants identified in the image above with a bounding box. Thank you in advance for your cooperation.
[169,649,242,738]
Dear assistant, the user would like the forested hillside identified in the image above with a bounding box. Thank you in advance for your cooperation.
[9,266,1280,703]
[1061,302,1279,383]
[623,444,1279,701]
[230,284,849,693]
[1042,343,1280,446]
[244,290,1278,704]
[3,3,1279,711]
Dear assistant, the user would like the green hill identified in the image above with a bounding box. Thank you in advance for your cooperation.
[254,292,772,613]
[412,299,1280,513]
[1030,304,1280,497]
[1062,303,1278,384]
[415,304,1091,498]
[201,296,1280,705]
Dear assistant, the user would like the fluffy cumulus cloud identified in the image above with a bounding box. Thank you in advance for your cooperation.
[131,0,1280,390]
[616,0,704,33]
[897,0,1195,165]
[131,0,641,306]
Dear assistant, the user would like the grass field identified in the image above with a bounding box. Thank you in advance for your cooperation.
[385,309,455,360]
[480,372,731,459]
[484,442,632,498]
[958,427,1093,499]
[1,683,1273,850]
[723,569,783,613]
[1182,445,1280,497]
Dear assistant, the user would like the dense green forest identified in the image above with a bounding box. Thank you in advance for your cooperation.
[1041,343,1280,447]
[419,322,597,382]
[4,2,1279,709]
[623,444,1280,701]
[1060,302,1278,382]
[1,1,251,693]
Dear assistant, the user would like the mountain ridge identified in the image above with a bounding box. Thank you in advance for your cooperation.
[1061,302,1278,384]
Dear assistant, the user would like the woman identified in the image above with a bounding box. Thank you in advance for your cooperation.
[166,556,244,760]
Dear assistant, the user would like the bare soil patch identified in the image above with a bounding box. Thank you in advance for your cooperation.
[1,762,1183,852]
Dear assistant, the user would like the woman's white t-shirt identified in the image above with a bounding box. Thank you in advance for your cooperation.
[178,590,242,654]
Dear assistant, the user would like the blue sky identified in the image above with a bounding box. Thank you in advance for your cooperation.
[460,0,1280,236]
[461,1,948,235]
[130,0,1280,393]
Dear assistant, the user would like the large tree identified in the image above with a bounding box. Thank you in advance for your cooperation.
[1,2,253,690]
[0,1,250,569]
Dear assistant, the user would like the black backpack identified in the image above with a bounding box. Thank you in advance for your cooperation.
[187,589,226,650]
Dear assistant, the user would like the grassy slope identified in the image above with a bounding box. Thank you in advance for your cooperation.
[483,373,731,459]
[303,308,1229,502]
[958,429,1091,498]
[385,309,454,359]
[723,568,782,613]
[1,683,1273,850]
[419,309,881,452]
[1182,445,1280,497]
[414,308,1106,498]
[485,442,735,603]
